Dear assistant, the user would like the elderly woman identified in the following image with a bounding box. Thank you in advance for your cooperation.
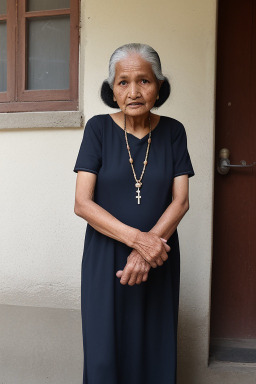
[73,43,195,384]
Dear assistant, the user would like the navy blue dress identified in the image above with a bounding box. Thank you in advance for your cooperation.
[73,114,195,384]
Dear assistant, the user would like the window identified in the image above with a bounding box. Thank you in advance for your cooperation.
[0,0,79,112]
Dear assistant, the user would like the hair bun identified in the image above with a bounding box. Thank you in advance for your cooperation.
[100,81,119,109]
[154,79,171,108]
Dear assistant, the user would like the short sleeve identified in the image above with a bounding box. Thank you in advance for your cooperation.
[171,122,195,178]
[73,118,102,175]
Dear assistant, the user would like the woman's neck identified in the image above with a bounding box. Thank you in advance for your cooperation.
[124,112,151,133]
[110,111,160,137]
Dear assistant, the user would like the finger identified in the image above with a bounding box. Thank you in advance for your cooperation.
[163,243,171,252]
[150,260,158,268]
[127,269,139,286]
[156,257,164,266]
[142,272,148,282]
[135,272,144,285]
[116,270,123,278]
[120,266,132,285]
[140,254,158,268]
[160,254,168,263]
[142,254,154,265]
[160,238,171,253]
[151,250,166,265]
[160,245,170,261]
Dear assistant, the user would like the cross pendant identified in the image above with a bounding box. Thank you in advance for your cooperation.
[136,187,141,204]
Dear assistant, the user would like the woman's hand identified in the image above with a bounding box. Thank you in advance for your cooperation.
[132,231,171,268]
[116,238,171,285]
[116,249,151,285]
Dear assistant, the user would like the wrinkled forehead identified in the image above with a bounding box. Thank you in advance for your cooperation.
[114,53,156,78]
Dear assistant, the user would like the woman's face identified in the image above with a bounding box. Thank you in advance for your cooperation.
[112,54,161,118]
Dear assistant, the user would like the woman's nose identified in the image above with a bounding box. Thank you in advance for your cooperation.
[129,82,140,98]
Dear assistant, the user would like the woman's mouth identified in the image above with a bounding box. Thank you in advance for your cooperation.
[127,102,144,108]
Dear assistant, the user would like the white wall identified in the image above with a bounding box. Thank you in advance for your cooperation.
[2,0,237,382]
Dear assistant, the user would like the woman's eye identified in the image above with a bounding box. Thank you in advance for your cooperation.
[141,79,149,84]
[119,80,127,86]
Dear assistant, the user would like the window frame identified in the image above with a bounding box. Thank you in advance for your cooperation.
[0,0,79,113]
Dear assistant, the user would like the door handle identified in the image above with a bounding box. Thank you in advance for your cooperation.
[217,148,256,175]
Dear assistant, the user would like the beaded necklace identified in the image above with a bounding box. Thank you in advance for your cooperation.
[124,113,152,204]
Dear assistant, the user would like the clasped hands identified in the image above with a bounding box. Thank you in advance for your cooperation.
[116,231,171,286]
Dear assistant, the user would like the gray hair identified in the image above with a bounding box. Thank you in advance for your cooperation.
[107,43,166,89]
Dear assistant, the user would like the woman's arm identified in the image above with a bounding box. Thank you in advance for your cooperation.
[74,171,138,247]
[131,174,190,254]
[149,174,190,239]
[116,175,190,285]
[74,171,169,266]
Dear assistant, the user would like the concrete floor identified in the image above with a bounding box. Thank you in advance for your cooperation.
[1,304,256,384]
[0,304,83,384]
